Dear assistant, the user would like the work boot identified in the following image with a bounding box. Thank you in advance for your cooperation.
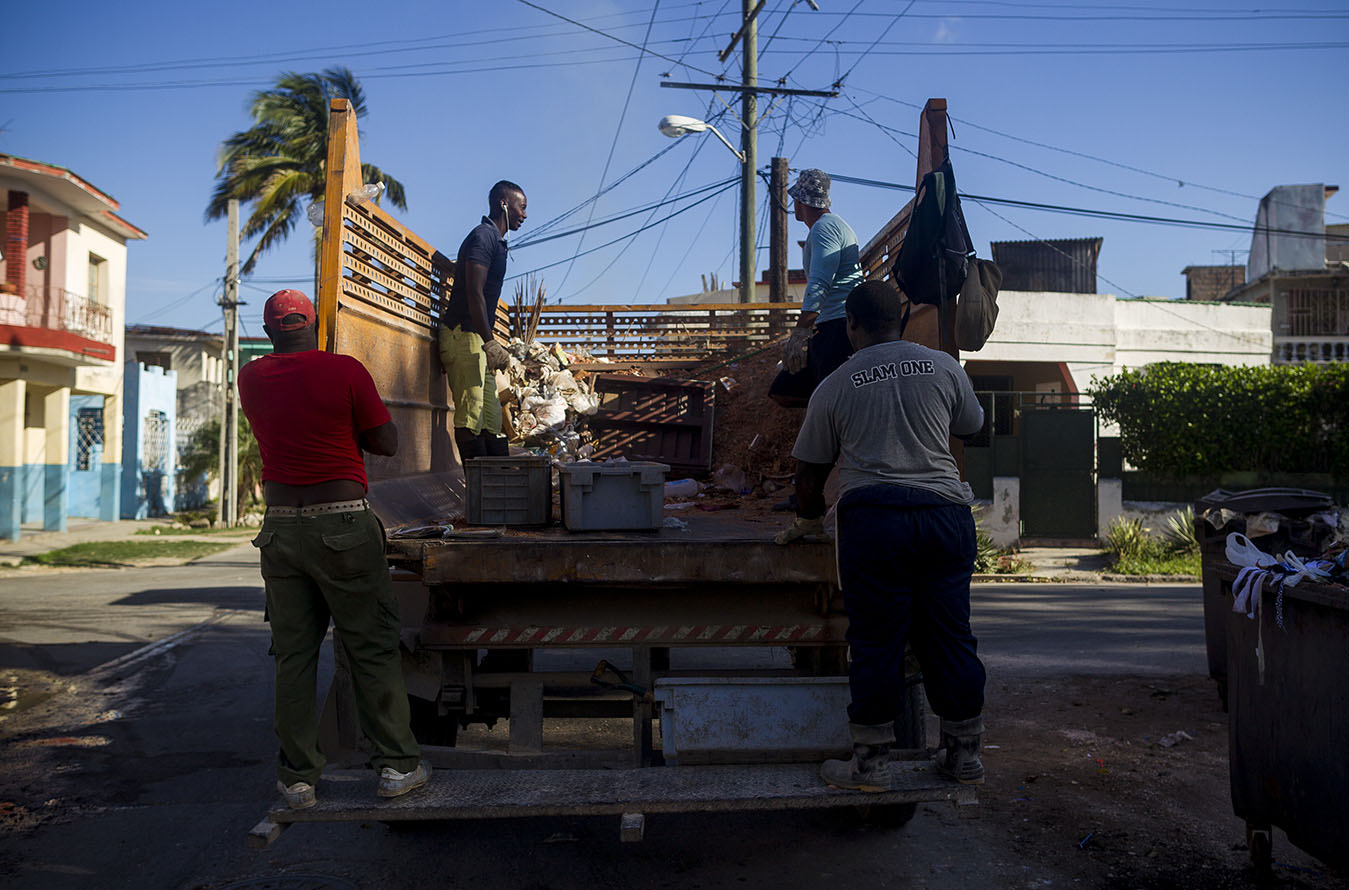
[454,428,486,461]
[934,715,985,785]
[820,722,895,792]
[276,779,316,809]
[377,760,432,799]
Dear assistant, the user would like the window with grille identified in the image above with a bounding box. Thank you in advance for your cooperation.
[75,407,104,471]
[1285,287,1349,336]
[143,409,170,472]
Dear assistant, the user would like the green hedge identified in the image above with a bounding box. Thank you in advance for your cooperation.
[1087,362,1349,478]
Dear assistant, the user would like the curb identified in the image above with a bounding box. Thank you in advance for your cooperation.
[972,572,1199,584]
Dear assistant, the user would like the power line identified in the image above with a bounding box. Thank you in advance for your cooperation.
[504,180,739,282]
[557,1,663,298]
[828,171,1349,241]
[848,86,1349,223]
[0,4,721,80]
[832,101,1261,224]
[131,279,220,324]
[550,103,726,303]
[833,0,918,86]
[512,177,737,249]
[514,0,722,79]
[780,0,865,83]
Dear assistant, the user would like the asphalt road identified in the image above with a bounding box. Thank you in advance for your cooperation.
[0,545,1208,890]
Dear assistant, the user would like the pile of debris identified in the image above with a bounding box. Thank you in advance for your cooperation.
[498,338,605,460]
[703,336,804,487]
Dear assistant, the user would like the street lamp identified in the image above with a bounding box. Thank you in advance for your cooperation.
[659,114,754,304]
[658,114,745,162]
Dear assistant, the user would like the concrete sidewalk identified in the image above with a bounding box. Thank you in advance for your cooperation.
[0,518,253,566]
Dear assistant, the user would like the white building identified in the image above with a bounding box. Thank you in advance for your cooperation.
[0,153,146,538]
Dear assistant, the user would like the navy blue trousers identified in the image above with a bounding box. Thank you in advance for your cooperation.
[837,484,986,726]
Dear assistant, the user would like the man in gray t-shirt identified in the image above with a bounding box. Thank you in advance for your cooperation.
[777,279,989,793]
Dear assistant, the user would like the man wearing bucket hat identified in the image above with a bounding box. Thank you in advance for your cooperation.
[239,289,430,810]
[768,168,864,413]
[768,168,864,512]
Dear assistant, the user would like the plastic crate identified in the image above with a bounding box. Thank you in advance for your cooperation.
[465,455,552,526]
[557,461,668,531]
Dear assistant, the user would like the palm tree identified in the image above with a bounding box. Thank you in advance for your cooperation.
[206,67,407,275]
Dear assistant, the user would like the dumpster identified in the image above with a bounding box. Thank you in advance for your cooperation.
[1193,488,1334,709]
[1211,557,1349,875]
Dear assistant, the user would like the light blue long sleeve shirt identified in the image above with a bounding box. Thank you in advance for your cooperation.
[801,212,863,324]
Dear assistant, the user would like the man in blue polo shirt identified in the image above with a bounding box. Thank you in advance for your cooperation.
[438,180,527,460]
[768,168,863,410]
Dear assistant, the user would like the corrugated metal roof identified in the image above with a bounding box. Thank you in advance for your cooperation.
[991,238,1102,293]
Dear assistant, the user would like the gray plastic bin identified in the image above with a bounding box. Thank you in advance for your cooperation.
[557,461,668,531]
[465,455,552,526]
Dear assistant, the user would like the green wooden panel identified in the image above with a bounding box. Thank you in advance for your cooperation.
[964,447,992,500]
[1021,409,1096,538]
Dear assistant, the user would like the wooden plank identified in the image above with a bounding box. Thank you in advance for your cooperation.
[344,253,435,310]
[318,99,366,352]
[344,209,437,283]
[347,193,437,258]
[342,278,434,329]
[343,226,436,290]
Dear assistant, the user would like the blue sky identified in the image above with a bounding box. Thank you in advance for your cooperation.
[3,0,1346,336]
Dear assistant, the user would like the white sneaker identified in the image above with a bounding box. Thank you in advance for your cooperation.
[377,760,432,798]
[276,779,316,809]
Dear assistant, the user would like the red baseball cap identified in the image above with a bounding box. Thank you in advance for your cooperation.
[263,289,316,331]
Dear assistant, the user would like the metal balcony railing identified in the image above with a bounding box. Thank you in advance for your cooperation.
[0,284,114,345]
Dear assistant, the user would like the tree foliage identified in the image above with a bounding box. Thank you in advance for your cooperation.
[1087,362,1349,478]
[206,67,407,274]
[180,415,264,510]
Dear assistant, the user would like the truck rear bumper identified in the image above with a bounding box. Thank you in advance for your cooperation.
[249,761,977,847]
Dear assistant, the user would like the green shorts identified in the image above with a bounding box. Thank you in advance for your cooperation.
[438,324,501,435]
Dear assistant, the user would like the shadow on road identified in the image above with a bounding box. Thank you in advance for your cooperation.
[109,586,263,610]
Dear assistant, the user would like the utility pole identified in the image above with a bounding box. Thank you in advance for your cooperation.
[661,6,833,305]
[220,198,240,527]
[739,0,758,305]
[769,156,789,305]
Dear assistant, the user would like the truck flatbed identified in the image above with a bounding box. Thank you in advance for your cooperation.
[387,508,834,587]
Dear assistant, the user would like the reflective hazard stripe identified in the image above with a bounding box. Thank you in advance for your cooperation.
[430,624,838,645]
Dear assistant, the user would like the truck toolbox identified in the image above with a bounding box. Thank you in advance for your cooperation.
[653,676,851,765]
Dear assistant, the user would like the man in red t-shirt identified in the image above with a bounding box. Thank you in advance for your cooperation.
[239,289,430,809]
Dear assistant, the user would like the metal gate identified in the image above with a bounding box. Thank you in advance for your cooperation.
[1020,404,1096,540]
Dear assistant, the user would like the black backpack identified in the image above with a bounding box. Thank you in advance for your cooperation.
[895,156,973,307]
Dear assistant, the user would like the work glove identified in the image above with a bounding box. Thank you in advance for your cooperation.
[774,516,827,545]
[782,327,812,375]
[483,339,511,372]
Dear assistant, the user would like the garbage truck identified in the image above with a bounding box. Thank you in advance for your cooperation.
[249,98,974,847]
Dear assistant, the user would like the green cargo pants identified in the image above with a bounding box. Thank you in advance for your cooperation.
[253,507,420,786]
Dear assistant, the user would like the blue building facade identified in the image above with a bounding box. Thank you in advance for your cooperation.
[120,362,177,519]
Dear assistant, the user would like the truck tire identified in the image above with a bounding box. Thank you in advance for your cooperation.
[407,694,459,747]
